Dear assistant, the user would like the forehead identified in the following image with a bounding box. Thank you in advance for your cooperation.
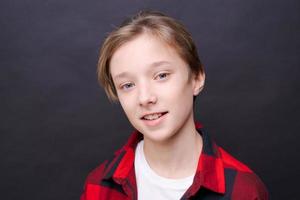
[109,33,185,78]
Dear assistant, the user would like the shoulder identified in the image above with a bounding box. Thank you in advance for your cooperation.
[82,146,123,186]
[231,171,269,200]
[80,160,110,200]
[80,150,121,200]
[83,160,109,185]
[84,144,127,182]
[218,147,269,200]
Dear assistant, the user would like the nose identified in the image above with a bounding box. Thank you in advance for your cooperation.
[138,82,157,106]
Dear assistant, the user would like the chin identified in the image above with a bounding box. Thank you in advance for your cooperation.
[143,129,175,143]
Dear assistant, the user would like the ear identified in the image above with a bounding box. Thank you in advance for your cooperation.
[192,72,205,96]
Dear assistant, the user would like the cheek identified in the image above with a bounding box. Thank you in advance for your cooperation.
[164,76,192,97]
[164,80,194,107]
[119,94,136,116]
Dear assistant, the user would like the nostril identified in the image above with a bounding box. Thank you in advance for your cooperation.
[138,90,157,106]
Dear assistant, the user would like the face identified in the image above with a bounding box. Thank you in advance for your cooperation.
[110,33,205,143]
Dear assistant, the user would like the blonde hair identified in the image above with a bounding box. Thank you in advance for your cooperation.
[97,10,204,102]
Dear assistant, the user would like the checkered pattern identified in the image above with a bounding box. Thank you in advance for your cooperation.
[81,122,269,200]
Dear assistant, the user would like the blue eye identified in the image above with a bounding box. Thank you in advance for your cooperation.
[156,73,169,80]
[121,83,134,90]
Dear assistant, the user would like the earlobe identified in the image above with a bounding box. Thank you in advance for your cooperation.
[193,72,205,96]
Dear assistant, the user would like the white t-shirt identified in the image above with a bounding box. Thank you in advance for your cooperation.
[134,140,195,200]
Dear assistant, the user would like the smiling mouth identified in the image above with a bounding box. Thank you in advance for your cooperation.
[141,111,168,121]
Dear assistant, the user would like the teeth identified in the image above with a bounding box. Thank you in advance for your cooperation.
[144,113,163,120]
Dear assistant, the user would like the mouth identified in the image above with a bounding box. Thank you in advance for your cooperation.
[141,111,168,121]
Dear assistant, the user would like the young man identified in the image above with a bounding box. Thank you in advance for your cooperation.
[81,11,269,200]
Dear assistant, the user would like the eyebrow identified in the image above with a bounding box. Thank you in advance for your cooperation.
[113,61,171,80]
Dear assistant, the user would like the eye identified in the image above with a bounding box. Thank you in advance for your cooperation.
[120,82,134,90]
[155,72,169,80]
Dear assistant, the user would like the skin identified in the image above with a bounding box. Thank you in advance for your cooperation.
[110,33,206,178]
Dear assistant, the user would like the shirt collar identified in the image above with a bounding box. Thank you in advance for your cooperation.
[102,122,225,195]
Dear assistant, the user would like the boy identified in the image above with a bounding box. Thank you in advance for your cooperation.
[81,11,269,200]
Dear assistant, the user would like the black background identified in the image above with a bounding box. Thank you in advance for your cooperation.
[1,0,299,199]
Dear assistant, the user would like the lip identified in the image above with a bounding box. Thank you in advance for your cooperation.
[140,111,168,119]
[141,112,168,127]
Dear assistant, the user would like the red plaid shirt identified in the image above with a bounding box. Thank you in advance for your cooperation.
[81,122,269,200]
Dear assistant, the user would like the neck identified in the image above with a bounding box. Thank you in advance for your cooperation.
[143,118,203,179]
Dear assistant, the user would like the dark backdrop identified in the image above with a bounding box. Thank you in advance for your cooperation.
[1,0,299,199]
